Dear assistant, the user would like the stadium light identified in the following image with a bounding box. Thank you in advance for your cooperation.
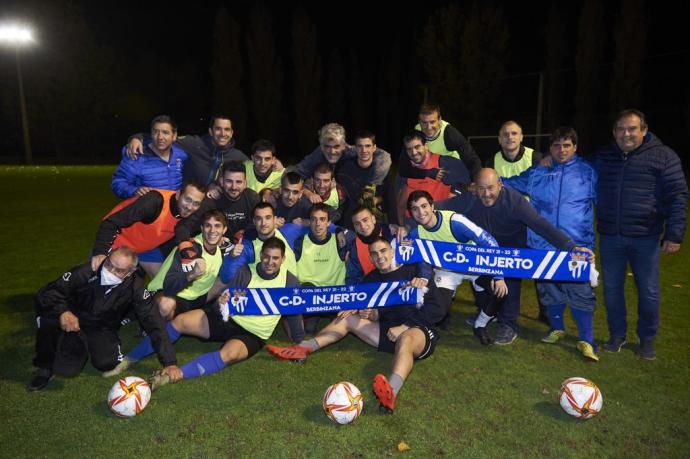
[0,23,35,164]
[0,24,35,44]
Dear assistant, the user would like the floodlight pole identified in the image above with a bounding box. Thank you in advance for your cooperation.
[15,47,32,164]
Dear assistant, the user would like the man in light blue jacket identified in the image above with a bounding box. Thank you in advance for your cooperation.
[502,127,599,362]
[111,115,187,199]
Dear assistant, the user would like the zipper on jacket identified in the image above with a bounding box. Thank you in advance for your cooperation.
[556,164,563,229]
[616,153,628,235]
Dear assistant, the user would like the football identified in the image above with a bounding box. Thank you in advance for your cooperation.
[323,381,364,424]
[559,377,603,419]
[107,376,152,418]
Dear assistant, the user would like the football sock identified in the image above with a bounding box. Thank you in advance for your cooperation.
[180,351,225,379]
[547,303,566,331]
[389,373,404,396]
[126,322,181,361]
[298,338,320,352]
[571,308,594,345]
[474,311,493,328]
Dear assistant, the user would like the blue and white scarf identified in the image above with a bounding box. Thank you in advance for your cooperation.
[220,282,425,318]
[395,238,592,282]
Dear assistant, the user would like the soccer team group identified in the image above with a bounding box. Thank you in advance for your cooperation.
[28,104,687,413]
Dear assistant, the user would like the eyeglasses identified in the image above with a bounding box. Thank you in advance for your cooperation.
[104,257,134,278]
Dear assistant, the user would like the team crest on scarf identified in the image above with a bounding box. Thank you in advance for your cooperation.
[230,289,249,313]
[399,285,413,303]
[568,260,587,279]
[398,240,415,262]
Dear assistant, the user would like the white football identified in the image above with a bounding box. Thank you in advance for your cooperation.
[559,377,603,419]
[323,381,364,424]
[107,376,152,418]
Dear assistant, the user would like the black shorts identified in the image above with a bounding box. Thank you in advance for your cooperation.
[203,305,265,358]
[175,295,209,314]
[377,323,439,360]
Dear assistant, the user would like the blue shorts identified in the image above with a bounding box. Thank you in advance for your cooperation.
[138,248,165,263]
[536,281,596,312]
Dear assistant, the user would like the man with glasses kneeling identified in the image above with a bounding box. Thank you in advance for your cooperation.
[27,246,177,391]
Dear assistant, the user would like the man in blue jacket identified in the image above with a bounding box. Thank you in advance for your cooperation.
[594,109,688,360]
[503,127,599,361]
[111,115,187,199]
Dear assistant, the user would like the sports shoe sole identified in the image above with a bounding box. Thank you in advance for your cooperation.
[373,374,396,414]
[148,370,170,391]
[266,345,310,363]
[102,358,133,377]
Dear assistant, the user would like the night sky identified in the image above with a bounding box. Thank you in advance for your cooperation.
[1,0,688,166]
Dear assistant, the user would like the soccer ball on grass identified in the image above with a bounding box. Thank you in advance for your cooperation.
[323,381,363,424]
[559,377,603,419]
[107,376,151,418]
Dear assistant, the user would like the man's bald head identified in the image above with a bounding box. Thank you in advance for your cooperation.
[475,168,502,207]
[476,168,499,184]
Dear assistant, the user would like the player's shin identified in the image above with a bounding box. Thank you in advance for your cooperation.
[179,351,225,379]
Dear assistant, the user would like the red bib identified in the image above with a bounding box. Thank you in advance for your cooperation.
[104,189,179,253]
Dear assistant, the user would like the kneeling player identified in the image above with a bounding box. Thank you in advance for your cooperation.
[149,237,299,389]
[267,237,444,413]
[149,209,227,320]
[103,210,227,377]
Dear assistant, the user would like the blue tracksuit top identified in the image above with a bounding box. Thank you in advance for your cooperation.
[111,144,187,198]
[502,155,597,251]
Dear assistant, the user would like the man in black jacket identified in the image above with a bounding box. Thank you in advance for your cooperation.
[437,168,588,345]
[594,109,688,359]
[28,247,178,391]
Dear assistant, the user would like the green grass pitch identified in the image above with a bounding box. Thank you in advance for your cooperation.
[1,165,689,458]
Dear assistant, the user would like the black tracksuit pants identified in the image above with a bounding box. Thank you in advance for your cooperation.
[33,316,122,376]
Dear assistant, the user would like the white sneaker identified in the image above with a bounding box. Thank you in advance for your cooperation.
[102,357,133,377]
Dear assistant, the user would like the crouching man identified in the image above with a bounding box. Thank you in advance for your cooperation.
[28,246,177,391]
[267,237,444,413]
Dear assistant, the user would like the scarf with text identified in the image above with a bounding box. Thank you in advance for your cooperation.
[395,238,593,282]
[219,281,426,318]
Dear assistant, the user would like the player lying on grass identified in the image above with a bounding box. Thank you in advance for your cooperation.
[144,237,299,389]
[28,247,177,391]
[267,237,444,413]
